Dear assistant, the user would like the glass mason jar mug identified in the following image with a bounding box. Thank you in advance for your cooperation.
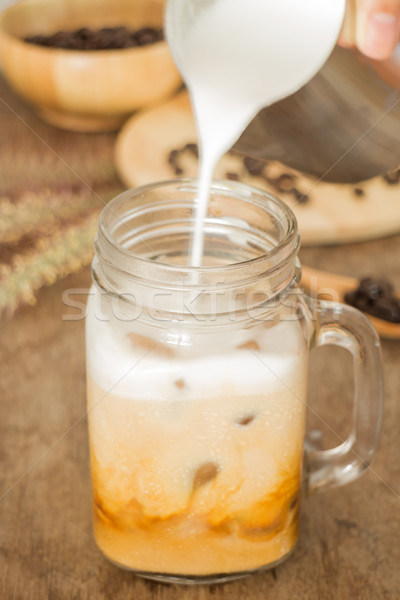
[86,179,383,584]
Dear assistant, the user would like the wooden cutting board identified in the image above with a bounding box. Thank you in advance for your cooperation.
[115,91,400,246]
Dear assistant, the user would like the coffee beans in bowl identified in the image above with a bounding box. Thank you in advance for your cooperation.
[0,0,182,132]
[24,26,164,50]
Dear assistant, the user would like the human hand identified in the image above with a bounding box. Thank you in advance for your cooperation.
[339,0,400,59]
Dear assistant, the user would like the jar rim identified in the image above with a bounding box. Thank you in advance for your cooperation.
[97,178,299,279]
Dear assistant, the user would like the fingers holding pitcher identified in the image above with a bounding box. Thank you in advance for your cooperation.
[339,0,400,59]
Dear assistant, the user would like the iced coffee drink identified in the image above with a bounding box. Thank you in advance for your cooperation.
[86,293,307,578]
[86,180,383,583]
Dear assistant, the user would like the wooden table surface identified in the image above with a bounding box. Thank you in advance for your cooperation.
[1,81,400,600]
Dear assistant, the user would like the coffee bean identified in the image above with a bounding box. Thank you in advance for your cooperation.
[345,276,400,322]
[77,27,92,39]
[383,169,400,185]
[243,156,266,176]
[168,149,180,164]
[292,188,310,204]
[353,187,365,197]
[167,149,184,175]
[270,172,296,193]
[52,31,77,48]
[358,277,394,300]
[184,143,199,158]
[345,291,369,312]
[24,26,163,50]
[368,297,400,323]
[136,27,158,46]
[167,144,199,176]
[358,278,383,301]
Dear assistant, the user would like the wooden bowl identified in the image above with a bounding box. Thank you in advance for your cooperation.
[0,0,182,131]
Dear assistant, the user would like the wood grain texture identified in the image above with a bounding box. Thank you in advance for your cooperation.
[0,75,123,316]
[1,77,400,600]
[1,266,400,599]
[115,91,400,246]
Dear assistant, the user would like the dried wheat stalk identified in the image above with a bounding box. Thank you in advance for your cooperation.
[0,210,101,318]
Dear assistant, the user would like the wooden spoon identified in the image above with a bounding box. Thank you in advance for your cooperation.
[301,265,400,339]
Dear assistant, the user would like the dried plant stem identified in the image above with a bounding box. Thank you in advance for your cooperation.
[0,211,100,318]
[0,185,120,244]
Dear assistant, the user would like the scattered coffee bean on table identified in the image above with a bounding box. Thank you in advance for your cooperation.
[168,149,184,176]
[184,143,199,158]
[292,187,310,204]
[167,144,312,203]
[243,156,266,176]
[264,172,310,204]
[345,277,400,323]
[383,169,400,185]
[167,143,199,176]
[226,172,240,181]
[24,26,164,50]
[268,172,296,193]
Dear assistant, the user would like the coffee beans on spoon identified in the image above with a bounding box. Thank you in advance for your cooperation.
[24,26,164,50]
[345,277,400,323]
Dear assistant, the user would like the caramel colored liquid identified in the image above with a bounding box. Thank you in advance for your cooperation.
[87,373,306,576]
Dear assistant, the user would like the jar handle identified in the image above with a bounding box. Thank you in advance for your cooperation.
[305,299,383,495]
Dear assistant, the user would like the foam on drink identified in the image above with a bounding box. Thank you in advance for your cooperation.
[87,292,308,574]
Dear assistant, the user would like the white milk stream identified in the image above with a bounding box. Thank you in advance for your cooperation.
[166,0,345,266]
